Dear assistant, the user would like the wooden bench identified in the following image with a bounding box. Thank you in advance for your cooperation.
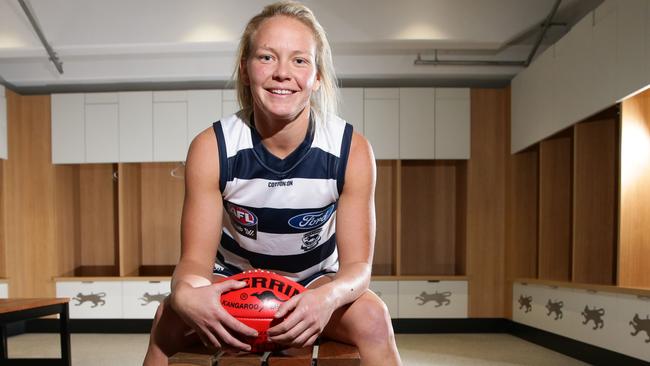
[170,340,360,366]
[0,298,71,366]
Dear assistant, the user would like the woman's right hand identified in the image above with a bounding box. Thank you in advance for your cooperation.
[170,279,258,351]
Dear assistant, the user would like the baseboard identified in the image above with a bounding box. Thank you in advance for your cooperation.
[8,318,647,365]
[506,321,647,366]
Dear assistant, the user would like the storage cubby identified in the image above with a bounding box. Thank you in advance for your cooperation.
[572,111,619,285]
[538,129,573,281]
[54,163,119,277]
[509,106,620,286]
[373,160,398,276]
[119,162,184,276]
[619,89,650,288]
[399,160,467,276]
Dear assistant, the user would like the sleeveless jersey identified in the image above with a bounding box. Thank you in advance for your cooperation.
[212,113,354,283]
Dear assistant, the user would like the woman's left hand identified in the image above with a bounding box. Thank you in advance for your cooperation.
[266,286,336,347]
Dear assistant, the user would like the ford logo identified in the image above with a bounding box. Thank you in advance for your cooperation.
[288,206,335,230]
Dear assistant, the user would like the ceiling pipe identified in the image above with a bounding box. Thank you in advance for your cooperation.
[415,0,561,68]
[18,0,64,74]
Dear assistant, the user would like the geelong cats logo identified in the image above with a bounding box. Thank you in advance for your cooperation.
[582,306,605,330]
[546,299,564,320]
[301,228,322,251]
[139,292,169,306]
[518,295,533,313]
[630,313,650,343]
[288,206,335,230]
[415,291,451,307]
[73,292,106,307]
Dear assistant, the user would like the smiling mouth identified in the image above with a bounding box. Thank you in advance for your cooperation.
[267,89,296,95]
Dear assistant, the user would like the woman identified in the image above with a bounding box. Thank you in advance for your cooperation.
[144,2,401,365]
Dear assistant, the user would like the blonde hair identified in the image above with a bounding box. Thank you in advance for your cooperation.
[233,1,338,123]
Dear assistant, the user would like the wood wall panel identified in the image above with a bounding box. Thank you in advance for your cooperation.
[467,88,507,317]
[0,160,5,278]
[141,163,184,265]
[3,92,57,297]
[53,165,80,277]
[79,164,117,268]
[118,164,142,276]
[400,161,459,275]
[573,119,618,285]
[538,132,573,281]
[505,147,538,317]
[620,90,650,287]
[373,160,396,275]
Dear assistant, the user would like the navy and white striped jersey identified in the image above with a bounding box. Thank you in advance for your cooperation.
[212,112,354,283]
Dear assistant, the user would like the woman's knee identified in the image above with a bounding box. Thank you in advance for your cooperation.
[350,293,394,344]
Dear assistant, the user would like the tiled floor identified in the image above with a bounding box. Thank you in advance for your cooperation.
[7,333,587,365]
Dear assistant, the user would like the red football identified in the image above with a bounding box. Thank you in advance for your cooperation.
[220,269,305,352]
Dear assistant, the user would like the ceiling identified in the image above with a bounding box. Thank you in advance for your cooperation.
[0,0,603,93]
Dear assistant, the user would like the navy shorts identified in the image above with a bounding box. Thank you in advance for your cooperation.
[213,263,335,288]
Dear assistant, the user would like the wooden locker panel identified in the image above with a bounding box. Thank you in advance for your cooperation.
[538,132,573,282]
[339,88,364,135]
[153,102,188,162]
[0,91,6,159]
[141,163,184,266]
[79,164,117,271]
[573,118,618,285]
[118,163,142,277]
[619,90,650,287]
[399,88,435,159]
[85,103,119,163]
[400,161,458,275]
[119,92,153,162]
[51,93,85,164]
[373,160,396,275]
[435,88,470,159]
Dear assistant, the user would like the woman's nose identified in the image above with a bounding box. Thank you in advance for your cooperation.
[272,60,291,81]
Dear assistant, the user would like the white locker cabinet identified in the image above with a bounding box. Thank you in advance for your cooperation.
[122,280,171,319]
[153,90,187,103]
[435,88,470,159]
[119,92,153,162]
[188,90,222,146]
[617,292,650,362]
[85,92,118,104]
[399,88,435,159]
[339,88,364,135]
[567,288,619,353]
[364,88,399,159]
[592,1,618,111]
[0,86,6,159]
[0,282,7,298]
[553,14,594,130]
[51,94,85,164]
[222,89,239,118]
[56,280,123,318]
[85,103,119,163]
[369,280,398,318]
[398,280,468,318]
[153,101,188,162]
[616,0,648,99]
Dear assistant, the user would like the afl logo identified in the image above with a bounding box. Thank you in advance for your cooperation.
[288,206,334,230]
[228,204,257,227]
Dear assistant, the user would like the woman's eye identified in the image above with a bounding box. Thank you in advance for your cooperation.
[259,55,273,62]
[295,58,307,65]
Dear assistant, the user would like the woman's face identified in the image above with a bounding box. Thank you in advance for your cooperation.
[243,15,320,124]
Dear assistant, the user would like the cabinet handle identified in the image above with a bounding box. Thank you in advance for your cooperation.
[586,289,598,294]
[149,281,161,284]
[82,281,94,284]
[637,295,650,301]
[427,280,440,283]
